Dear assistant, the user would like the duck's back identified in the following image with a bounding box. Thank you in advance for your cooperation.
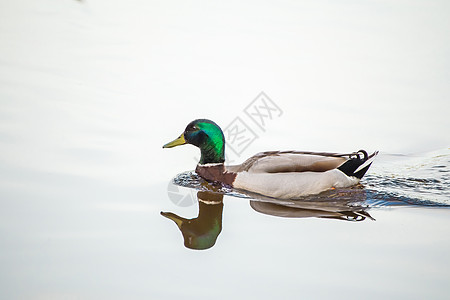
[227,151,349,173]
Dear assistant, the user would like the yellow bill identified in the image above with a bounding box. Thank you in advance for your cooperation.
[163,133,186,148]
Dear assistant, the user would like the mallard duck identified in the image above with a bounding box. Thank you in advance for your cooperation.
[163,119,378,199]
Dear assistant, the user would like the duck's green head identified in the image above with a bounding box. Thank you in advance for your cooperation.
[163,119,225,164]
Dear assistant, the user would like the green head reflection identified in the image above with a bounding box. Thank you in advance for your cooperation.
[161,191,224,250]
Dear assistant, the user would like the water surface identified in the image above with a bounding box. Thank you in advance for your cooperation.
[1,1,450,299]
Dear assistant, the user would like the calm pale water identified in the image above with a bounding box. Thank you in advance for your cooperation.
[1,1,450,299]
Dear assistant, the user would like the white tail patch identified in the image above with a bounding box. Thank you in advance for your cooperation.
[354,151,379,174]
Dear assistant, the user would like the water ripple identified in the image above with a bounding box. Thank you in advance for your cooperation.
[172,148,450,208]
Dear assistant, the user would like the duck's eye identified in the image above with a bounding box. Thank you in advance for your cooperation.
[186,125,197,132]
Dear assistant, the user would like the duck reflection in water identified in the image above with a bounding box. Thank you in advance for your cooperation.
[161,191,224,250]
[161,183,374,250]
[249,185,374,222]
[250,199,373,222]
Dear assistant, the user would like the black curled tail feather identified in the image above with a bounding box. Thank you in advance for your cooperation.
[338,150,378,179]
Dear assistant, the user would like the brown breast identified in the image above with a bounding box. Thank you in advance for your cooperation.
[195,164,237,186]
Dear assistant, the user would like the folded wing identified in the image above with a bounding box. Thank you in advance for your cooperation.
[227,151,350,173]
